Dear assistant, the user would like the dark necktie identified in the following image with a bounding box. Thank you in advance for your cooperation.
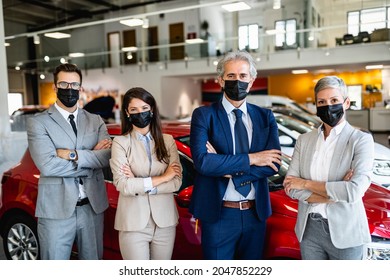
[233,109,250,197]
[69,114,77,136]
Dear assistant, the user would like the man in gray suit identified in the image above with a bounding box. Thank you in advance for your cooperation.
[27,63,112,259]
[283,76,374,260]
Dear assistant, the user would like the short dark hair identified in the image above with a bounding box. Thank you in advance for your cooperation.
[53,63,82,85]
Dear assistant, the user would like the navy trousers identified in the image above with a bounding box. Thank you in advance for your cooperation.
[200,206,266,260]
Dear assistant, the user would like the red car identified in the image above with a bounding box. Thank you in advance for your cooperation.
[1,122,390,260]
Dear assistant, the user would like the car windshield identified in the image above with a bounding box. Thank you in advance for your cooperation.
[274,114,313,135]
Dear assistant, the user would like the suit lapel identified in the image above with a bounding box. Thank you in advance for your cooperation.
[247,104,258,152]
[76,109,86,148]
[216,101,234,154]
[48,105,77,144]
[302,131,318,179]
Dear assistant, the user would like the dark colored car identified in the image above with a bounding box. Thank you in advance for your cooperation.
[1,122,390,260]
[10,105,49,131]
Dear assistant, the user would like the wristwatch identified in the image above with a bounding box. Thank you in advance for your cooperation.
[69,150,77,161]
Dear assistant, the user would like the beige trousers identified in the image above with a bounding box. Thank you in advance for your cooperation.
[118,216,176,260]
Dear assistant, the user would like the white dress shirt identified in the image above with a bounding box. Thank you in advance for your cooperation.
[221,96,255,201]
[309,120,347,218]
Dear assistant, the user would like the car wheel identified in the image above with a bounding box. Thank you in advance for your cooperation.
[2,214,40,260]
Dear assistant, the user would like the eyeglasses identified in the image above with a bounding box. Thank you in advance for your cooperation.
[57,81,81,90]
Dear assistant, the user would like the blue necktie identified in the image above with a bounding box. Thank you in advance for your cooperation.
[233,109,250,197]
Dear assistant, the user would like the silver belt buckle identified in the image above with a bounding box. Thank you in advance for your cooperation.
[239,200,248,210]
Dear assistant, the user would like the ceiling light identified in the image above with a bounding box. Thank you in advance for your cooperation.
[221,2,251,12]
[33,34,40,44]
[142,18,149,29]
[292,69,308,74]
[69,52,85,57]
[308,32,314,41]
[365,65,383,70]
[120,18,144,27]
[273,0,281,9]
[265,29,285,35]
[39,74,45,80]
[122,46,138,52]
[44,56,50,62]
[44,32,71,39]
[60,57,67,63]
[4,42,10,47]
[185,38,204,44]
[126,52,133,60]
[15,66,20,70]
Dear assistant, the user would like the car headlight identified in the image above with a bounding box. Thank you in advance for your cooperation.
[364,237,390,260]
[373,159,390,176]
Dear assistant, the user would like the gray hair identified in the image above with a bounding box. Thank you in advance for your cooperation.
[216,50,257,79]
[314,76,348,101]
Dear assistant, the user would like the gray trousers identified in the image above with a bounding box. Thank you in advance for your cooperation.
[38,204,104,260]
[300,213,364,260]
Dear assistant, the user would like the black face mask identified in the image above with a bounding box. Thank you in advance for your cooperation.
[57,88,79,108]
[129,111,153,128]
[223,80,249,101]
[316,103,344,127]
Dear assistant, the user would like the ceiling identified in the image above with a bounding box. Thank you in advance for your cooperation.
[2,0,178,32]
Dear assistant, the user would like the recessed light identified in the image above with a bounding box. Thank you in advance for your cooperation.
[44,32,71,39]
[292,69,308,74]
[222,2,251,12]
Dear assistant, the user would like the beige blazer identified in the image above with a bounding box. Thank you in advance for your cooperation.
[110,131,182,231]
[286,122,374,249]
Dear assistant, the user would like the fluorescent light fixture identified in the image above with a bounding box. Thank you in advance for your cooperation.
[69,52,85,58]
[221,2,251,12]
[4,42,10,47]
[44,32,71,39]
[273,0,281,9]
[365,64,383,70]
[265,29,285,35]
[122,46,138,52]
[316,69,335,74]
[292,69,308,74]
[185,38,204,44]
[120,18,144,27]
[308,31,314,41]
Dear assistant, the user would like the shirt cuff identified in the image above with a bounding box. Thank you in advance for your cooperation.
[144,177,157,195]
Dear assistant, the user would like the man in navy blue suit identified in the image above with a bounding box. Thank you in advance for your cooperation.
[189,51,281,260]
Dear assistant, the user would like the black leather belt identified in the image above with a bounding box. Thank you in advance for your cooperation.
[222,200,255,210]
[76,197,89,206]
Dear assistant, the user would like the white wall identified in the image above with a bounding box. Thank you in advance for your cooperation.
[161,76,202,118]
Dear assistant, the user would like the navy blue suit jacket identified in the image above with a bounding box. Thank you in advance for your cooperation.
[189,100,281,223]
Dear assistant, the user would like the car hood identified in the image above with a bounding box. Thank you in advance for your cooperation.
[364,183,390,239]
[374,142,390,160]
[270,184,390,239]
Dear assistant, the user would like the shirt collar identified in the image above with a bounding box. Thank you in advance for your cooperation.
[222,95,248,116]
[135,131,152,141]
[54,102,79,120]
[317,119,346,136]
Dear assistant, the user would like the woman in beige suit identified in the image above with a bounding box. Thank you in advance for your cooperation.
[110,87,182,260]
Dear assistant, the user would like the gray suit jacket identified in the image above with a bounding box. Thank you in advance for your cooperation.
[27,105,111,219]
[286,122,374,249]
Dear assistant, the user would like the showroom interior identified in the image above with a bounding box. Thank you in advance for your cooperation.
[0,0,390,260]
